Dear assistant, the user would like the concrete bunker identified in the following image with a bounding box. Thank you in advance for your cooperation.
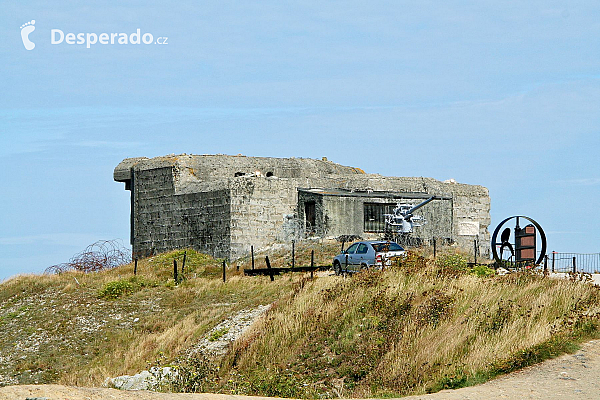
[114,154,491,260]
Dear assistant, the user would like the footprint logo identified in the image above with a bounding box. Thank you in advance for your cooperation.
[20,20,36,50]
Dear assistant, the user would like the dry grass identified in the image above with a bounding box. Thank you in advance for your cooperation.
[2,245,599,399]
[232,239,343,270]
[220,254,600,398]
[0,248,300,387]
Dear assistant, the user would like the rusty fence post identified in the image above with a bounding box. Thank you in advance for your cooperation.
[433,238,437,259]
[134,257,138,276]
[223,259,226,282]
[291,240,295,272]
[310,249,315,279]
[552,251,556,273]
[174,260,178,284]
[265,256,274,282]
[572,256,577,273]
[251,245,255,270]
[182,251,187,273]
[345,253,349,274]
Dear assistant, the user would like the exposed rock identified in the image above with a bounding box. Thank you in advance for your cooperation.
[105,367,175,391]
[187,305,271,358]
[106,370,155,391]
[106,305,270,391]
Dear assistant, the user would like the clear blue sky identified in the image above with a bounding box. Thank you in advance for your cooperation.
[1,1,599,279]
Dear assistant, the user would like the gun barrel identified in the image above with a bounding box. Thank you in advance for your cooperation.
[405,196,438,216]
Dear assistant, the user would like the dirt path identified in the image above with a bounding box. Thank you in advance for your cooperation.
[403,339,600,400]
[1,339,599,400]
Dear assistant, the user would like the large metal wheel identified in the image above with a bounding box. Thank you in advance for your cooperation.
[491,215,547,266]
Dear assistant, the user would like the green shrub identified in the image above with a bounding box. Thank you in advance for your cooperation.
[244,368,308,398]
[150,354,218,393]
[396,251,427,273]
[98,276,159,299]
[471,264,496,278]
[430,371,467,392]
[98,280,134,299]
[435,253,468,276]
[98,279,135,299]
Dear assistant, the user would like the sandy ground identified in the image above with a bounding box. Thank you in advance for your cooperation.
[1,339,599,400]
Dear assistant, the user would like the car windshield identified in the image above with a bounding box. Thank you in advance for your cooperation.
[345,243,359,254]
[372,242,404,252]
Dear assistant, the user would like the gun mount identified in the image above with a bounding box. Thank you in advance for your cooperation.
[385,196,440,234]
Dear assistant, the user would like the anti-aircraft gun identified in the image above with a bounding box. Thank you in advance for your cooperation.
[384,196,440,234]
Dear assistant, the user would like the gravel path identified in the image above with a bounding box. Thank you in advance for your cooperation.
[2,339,599,400]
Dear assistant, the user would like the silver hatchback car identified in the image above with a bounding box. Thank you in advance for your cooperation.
[333,240,405,275]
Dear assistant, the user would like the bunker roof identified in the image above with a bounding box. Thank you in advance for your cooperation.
[115,154,365,183]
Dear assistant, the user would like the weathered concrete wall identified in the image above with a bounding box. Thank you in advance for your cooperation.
[114,155,364,260]
[321,196,364,237]
[184,154,364,180]
[127,164,231,259]
[229,178,299,259]
[130,165,175,257]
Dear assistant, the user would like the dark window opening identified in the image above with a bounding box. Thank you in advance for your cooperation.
[266,171,274,177]
[234,172,244,177]
[305,201,316,234]
[364,203,395,233]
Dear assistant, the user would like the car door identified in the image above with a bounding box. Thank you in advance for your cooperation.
[343,243,359,272]
[355,243,370,270]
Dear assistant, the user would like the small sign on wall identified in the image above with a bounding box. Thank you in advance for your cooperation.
[458,220,479,236]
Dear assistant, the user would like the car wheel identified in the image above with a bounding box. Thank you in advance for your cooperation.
[360,263,369,272]
[334,261,342,276]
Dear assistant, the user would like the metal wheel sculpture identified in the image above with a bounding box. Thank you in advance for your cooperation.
[491,216,546,266]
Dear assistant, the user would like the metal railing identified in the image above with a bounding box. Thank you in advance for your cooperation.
[549,252,600,274]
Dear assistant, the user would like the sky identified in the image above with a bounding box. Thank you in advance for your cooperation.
[1,1,599,280]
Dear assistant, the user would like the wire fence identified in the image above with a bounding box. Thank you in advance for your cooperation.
[549,252,600,274]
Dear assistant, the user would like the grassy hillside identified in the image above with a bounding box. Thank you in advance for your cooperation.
[0,247,300,387]
[219,252,600,398]
[0,243,599,398]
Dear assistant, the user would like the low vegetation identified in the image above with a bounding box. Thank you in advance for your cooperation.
[0,243,598,398]
[0,248,294,387]
[217,251,600,398]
